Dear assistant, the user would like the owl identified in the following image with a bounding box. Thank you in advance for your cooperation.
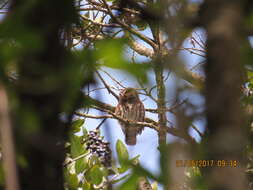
[115,88,145,145]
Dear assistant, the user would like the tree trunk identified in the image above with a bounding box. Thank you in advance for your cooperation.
[4,1,80,189]
[201,1,247,189]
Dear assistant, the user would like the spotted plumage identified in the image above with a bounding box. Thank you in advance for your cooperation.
[115,88,145,145]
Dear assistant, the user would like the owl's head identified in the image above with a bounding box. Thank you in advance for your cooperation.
[119,88,139,103]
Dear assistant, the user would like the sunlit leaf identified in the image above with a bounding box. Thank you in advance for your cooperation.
[71,119,84,133]
[116,140,129,163]
[75,157,88,174]
[88,155,100,167]
[118,165,130,174]
[117,174,138,190]
[86,165,104,185]
[70,135,85,158]
[94,38,149,83]
[111,174,131,184]
[81,181,91,190]
[116,140,130,173]
[95,38,126,66]
[82,127,88,136]
[129,155,140,165]
[133,164,159,182]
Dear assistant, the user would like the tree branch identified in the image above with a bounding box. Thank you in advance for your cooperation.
[95,70,119,100]
[100,0,158,50]
[0,84,20,190]
[154,58,167,145]
[81,95,196,144]
[128,38,155,58]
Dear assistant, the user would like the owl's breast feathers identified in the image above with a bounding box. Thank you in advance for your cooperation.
[115,88,145,145]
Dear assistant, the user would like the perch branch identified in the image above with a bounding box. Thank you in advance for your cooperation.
[80,95,196,144]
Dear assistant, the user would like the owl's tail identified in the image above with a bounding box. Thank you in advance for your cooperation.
[125,127,137,145]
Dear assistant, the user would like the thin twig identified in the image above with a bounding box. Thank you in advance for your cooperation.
[190,60,205,71]
[75,112,113,119]
[95,70,119,100]
[164,71,171,82]
[180,48,205,58]
[63,153,90,167]
[191,124,203,138]
[138,84,157,103]
[96,118,107,129]
[191,35,204,49]
[100,68,126,88]
[194,32,205,49]
[182,47,206,53]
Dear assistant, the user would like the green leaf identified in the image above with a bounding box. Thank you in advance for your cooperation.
[116,140,130,173]
[129,155,140,165]
[86,165,104,185]
[82,127,88,136]
[71,119,84,133]
[64,169,79,190]
[132,164,159,182]
[75,157,88,174]
[88,155,100,167]
[116,140,129,164]
[95,38,126,67]
[117,174,138,190]
[94,38,150,83]
[70,135,85,157]
[108,166,118,175]
[81,181,91,190]
[111,174,131,184]
[118,165,130,174]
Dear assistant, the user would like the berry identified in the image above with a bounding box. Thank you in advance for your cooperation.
[84,130,112,167]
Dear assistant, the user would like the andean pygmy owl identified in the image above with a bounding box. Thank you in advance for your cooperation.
[115,88,145,145]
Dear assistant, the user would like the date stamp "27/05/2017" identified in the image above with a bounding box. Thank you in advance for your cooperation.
[176,160,238,168]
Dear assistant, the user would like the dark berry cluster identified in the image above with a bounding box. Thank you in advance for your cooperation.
[85,130,112,167]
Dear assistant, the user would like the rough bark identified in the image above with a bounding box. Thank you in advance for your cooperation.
[201,1,247,189]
